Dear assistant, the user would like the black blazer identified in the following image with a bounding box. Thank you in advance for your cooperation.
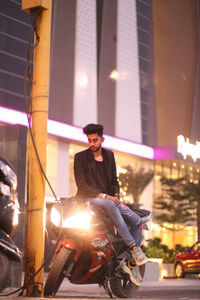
[74,148,119,201]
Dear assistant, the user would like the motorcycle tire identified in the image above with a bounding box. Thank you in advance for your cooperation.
[110,264,145,298]
[44,247,74,297]
[0,252,10,292]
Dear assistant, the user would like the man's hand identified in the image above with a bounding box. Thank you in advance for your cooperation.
[106,195,120,205]
[96,193,120,205]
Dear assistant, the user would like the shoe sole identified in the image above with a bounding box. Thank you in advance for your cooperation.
[121,264,143,286]
[135,258,149,266]
[129,276,143,286]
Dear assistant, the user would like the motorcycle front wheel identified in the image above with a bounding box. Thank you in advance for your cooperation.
[44,247,74,297]
[110,264,145,298]
[0,252,10,292]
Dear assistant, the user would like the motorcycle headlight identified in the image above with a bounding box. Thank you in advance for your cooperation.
[0,159,17,190]
[50,206,92,229]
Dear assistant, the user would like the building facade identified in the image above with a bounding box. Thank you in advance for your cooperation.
[0,0,200,257]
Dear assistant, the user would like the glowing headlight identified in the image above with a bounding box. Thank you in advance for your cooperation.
[50,206,92,229]
[51,206,61,227]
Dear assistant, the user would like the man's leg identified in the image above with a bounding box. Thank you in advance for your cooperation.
[118,203,141,228]
[117,203,148,266]
[89,198,147,286]
[118,203,142,242]
[89,197,148,286]
[89,197,135,246]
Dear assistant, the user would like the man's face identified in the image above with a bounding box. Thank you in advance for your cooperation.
[87,133,104,152]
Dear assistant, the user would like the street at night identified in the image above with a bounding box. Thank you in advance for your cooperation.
[1,276,199,300]
[55,277,200,300]
[1,0,200,298]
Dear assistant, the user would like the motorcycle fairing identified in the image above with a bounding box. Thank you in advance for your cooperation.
[68,241,93,283]
[70,232,115,284]
[70,259,116,285]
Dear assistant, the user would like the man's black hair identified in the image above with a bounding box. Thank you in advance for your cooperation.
[83,123,104,137]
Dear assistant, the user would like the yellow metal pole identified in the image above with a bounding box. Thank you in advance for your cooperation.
[23,1,52,296]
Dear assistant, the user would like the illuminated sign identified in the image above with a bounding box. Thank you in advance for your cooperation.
[177,135,200,162]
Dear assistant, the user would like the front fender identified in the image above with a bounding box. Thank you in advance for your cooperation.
[56,238,81,262]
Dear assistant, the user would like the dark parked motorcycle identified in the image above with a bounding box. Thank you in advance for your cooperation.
[0,157,21,292]
[44,197,151,298]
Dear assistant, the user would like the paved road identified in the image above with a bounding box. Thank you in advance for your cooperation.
[134,279,200,299]
[56,277,200,299]
[0,276,199,299]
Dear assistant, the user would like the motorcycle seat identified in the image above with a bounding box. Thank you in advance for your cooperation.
[90,204,118,236]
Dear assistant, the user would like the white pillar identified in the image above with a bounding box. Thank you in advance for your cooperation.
[116,0,142,142]
[73,0,97,127]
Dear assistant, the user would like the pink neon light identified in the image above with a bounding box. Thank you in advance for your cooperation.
[0,106,28,126]
[48,120,154,159]
[47,120,87,143]
[103,135,154,159]
[0,106,154,159]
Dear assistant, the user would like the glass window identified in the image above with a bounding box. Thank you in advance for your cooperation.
[136,0,151,19]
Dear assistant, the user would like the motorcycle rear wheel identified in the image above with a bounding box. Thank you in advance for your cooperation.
[0,252,10,292]
[110,264,145,298]
[44,247,74,297]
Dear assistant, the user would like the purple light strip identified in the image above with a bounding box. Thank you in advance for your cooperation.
[0,106,28,126]
[0,106,156,159]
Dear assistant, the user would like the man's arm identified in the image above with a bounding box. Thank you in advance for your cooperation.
[109,152,120,204]
[111,152,120,197]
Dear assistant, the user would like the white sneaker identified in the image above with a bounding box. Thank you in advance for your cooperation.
[120,259,143,286]
[130,245,148,266]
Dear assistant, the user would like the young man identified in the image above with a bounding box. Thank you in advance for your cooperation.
[74,123,148,285]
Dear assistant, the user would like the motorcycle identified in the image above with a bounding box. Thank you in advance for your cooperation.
[0,157,21,292]
[44,197,151,298]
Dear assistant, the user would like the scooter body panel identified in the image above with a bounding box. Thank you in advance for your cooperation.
[0,157,21,293]
[0,230,21,262]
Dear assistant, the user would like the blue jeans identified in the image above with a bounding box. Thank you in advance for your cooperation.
[88,197,142,246]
